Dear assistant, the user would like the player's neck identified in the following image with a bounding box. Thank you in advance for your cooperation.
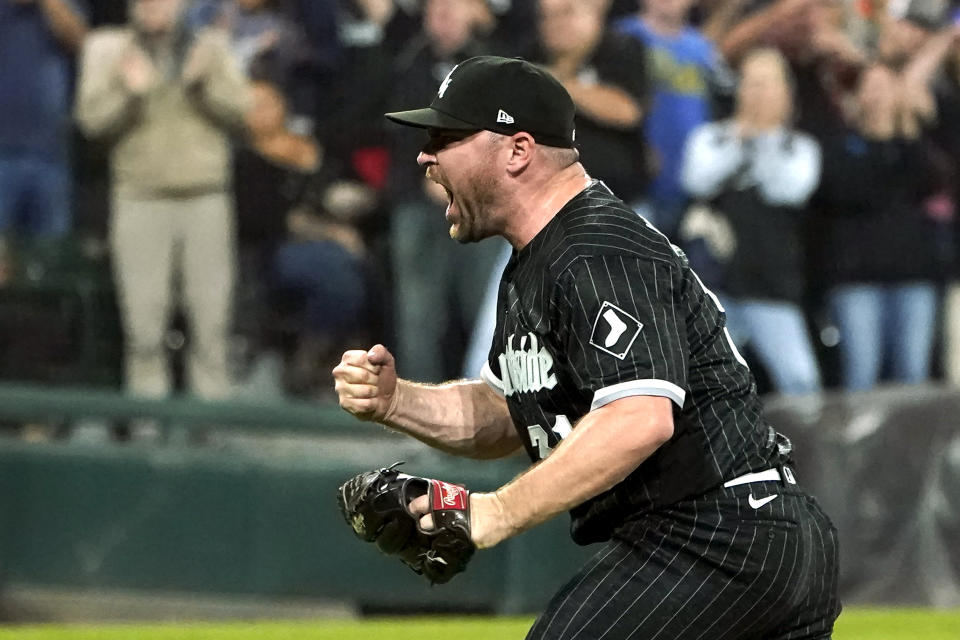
[505,163,592,250]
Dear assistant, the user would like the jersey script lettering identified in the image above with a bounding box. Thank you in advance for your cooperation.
[498,333,558,396]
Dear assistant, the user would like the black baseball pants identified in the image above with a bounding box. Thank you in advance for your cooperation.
[526,478,841,640]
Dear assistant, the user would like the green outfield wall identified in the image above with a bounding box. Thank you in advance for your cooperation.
[0,385,593,613]
[0,383,959,611]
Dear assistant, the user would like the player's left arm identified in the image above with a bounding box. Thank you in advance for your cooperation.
[469,394,673,548]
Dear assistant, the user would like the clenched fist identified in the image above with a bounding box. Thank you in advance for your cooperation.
[332,344,398,422]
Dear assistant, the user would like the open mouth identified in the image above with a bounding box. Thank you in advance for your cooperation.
[426,171,459,237]
[443,186,454,214]
[440,185,460,238]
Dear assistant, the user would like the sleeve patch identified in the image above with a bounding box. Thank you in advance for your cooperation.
[588,301,643,360]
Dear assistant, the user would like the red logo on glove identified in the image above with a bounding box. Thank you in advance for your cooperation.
[430,479,468,511]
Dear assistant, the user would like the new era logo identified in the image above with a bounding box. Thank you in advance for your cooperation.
[589,301,642,360]
[497,109,515,124]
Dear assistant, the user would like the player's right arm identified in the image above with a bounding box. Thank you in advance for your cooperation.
[333,344,521,460]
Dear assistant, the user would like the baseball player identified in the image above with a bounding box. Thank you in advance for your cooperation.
[333,56,840,639]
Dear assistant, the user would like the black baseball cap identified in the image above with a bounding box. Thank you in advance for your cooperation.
[385,56,576,149]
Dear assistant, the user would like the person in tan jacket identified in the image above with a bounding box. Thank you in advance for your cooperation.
[76,0,249,401]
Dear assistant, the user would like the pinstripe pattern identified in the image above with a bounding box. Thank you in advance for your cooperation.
[526,484,840,640]
[482,182,839,638]
[484,181,787,543]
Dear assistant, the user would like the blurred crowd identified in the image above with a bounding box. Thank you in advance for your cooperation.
[3,0,960,409]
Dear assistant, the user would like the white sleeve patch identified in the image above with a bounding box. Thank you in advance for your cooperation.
[588,301,643,360]
[591,379,686,410]
[480,361,505,397]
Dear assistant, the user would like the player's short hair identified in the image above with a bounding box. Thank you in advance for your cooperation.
[545,145,580,168]
[486,131,580,168]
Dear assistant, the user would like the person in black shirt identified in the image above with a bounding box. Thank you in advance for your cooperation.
[679,48,823,396]
[333,56,840,639]
[524,0,650,205]
[812,63,943,392]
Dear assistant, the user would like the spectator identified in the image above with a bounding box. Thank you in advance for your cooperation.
[614,0,730,237]
[321,0,397,177]
[812,63,944,391]
[0,0,88,261]
[718,0,848,66]
[932,35,960,386]
[680,48,822,395]
[236,79,320,260]
[232,76,320,392]
[525,0,649,205]
[715,0,866,137]
[386,0,504,383]
[75,0,249,400]
[188,0,318,135]
[236,78,373,397]
[464,0,651,381]
[274,185,373,397]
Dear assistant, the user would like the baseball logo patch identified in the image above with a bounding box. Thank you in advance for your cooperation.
[588,301,642,360]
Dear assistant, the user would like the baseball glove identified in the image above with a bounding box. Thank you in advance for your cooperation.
[337,462,476,584]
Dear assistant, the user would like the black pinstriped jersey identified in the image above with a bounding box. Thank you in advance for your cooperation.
[481,181,793,544]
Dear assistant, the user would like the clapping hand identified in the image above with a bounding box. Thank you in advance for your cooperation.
[120,44,156,95]
[182,39,215,88]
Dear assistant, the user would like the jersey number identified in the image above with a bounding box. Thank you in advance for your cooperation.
[527,415,573,459]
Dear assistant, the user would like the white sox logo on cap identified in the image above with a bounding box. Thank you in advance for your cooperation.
[385,56,577,149]
[438,63,460,99]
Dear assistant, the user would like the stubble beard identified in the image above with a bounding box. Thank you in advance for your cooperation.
[452,160,500,245]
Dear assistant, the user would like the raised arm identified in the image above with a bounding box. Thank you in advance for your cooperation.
[701,0,752,44]
[549,35,648,130]
[333,344,521,459]
[754,133,822,205]
[898,26,960,133]
[37,0,89,53]
[718,0,812,65]
[182,32,250,130]
[680,122,745,198]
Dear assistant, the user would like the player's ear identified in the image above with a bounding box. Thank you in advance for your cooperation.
[505,132,535,175]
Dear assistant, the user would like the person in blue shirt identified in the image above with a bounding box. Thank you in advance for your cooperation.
[615,0,729,236]
[0,0,88,246]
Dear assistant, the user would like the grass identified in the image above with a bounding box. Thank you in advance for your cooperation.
[0,608,957,639]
